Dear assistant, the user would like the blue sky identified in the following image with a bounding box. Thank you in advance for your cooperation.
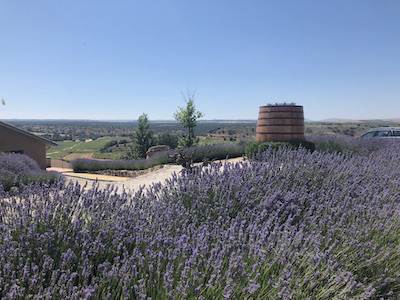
[1,0,399,121]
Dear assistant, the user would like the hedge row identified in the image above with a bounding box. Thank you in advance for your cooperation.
[72,143,246,172]
[245,141,316,158]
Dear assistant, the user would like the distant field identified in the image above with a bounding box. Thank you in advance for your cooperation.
[47,137,129,160]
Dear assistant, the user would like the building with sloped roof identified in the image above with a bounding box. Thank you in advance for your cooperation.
[0,121,57,169]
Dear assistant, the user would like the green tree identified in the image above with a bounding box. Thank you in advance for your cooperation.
[173,92,204,147]
[158,132,179,149]
[127,113,155,159]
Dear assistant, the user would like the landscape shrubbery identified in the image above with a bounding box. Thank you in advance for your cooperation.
[182,143,246,163]
[72,156,174,173]
[0,153,60,192]
[72,143,246,172]
[246,136,393,159]
[245,140,316,157]
[73,136,395,172]
[1,137,400,298]
[307,134,387,156]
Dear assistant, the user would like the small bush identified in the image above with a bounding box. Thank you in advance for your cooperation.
[178,143,246,163]
[308,135,344,153]
[0,153,61,192]
[245,141,315,157]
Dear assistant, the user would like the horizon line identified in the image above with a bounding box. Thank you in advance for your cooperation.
[1,118,400,123]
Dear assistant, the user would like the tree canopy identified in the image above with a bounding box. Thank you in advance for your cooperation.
[173,92,204,147]
[127,113,155,159]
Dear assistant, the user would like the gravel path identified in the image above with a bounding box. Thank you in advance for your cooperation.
[62,164,184,192]
[58,157,245,193]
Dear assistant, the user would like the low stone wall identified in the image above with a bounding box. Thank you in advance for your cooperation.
[92,165,165,178]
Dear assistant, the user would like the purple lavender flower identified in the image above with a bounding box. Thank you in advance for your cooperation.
[1,137,399,298]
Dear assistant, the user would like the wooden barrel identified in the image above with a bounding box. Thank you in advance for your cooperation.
[256,105,305,142]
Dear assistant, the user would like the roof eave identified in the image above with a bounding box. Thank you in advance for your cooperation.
[0,121,58,147]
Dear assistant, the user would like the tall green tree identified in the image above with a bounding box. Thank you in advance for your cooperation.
[158,132,179,149]
[173,91,204,147]
[127,113,155,159]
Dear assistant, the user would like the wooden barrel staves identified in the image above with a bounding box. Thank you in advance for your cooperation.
[256,105,305,142]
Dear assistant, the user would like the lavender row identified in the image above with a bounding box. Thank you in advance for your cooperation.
[307,134,392,156]
[1,139,400,298]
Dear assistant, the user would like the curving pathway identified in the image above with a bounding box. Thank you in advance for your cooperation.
[49,157,245,193]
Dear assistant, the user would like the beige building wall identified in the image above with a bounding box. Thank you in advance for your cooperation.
[0,126,48,169]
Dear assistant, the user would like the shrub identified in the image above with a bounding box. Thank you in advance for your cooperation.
[245,140,315,157]
[0,153,61,191]
[72,156,173,173]
[176,143,245,163]
[307,135,398,156]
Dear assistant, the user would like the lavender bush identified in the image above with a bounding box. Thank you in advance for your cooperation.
[307,135,389,156]
[1,138,399,298]
[0,153,60,191]
[245,141,315,158]
[72,157,169,173]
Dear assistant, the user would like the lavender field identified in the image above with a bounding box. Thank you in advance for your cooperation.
[1,137,400,299]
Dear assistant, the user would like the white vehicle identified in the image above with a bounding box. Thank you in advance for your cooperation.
[360,127,400,138]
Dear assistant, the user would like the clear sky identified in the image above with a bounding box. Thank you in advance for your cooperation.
[1,0,399,121]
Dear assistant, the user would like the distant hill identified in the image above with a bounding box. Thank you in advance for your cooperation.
[2,119,258,123]
[316,118,400,124]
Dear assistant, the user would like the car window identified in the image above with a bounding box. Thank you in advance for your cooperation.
[376,131,390,137]
[361,131,377,138]
[393,131,400,137]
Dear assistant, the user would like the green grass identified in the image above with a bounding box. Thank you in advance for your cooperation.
[46,137,129,159]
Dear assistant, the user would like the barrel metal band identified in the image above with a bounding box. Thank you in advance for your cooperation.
[259,110,303,113]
